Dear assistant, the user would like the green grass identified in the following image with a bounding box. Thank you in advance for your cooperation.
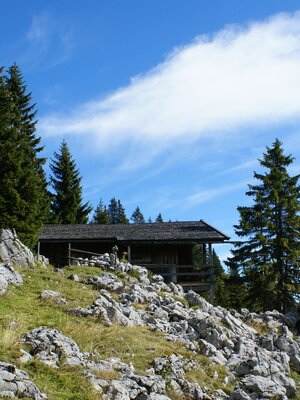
[291,370,300,399]
[247,319,274,336]
[24,360,99,400]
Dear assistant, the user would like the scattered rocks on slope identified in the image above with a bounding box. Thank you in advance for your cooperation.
[23,326,209,400]
[0,361,47,399]
[71,251,300,399]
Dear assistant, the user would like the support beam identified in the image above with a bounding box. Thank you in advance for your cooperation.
[127,245,131,264]
[37,241,40,259]
[208,243,214,305]
[68,242,71,267]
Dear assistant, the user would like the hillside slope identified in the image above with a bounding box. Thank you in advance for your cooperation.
[0,229,299,400]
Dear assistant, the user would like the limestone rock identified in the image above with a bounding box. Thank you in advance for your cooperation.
[240,375,287,399]
[0,263,23,295]
[85,273,123,291]
[24,327,83,367]
[0,229,35,268]
[0,274,8,295]
[0,361,47,399]
[39,290,67,304]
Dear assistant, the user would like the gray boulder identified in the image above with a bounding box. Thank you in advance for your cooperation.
[39,290,67,305]
[0,263,23,295]
[86,273,123,291]
[0,361,47,399]
[0,229,35,268]
[24,327,83,367]
[0,275,8,295]
[240,375,287,399]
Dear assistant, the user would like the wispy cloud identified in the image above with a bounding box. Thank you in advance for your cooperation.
[27,13,50,43]
[186,181,249,207]
[41,11,300,154]
[21,11,74,69]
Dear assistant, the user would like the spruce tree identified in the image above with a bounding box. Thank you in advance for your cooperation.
[108,198,118,224]
[117,200,129,224]
[107,198,129,224]
[227,139,300,312]
[212,250,228,307]
[92,199,109,224]
[0,64,49,248]
[131,206,145,223]
[50,141,92,224]
[155,213,163,223]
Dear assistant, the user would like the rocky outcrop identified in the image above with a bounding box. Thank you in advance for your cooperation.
[23,326,206,399]
[68,255,300,399]
[0,263,23,294]
[1,234,299,399]
[0,229,49,295]
[0,229,36,269]
[0,361,47,399]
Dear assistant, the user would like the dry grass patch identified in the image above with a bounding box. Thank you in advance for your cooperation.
[247,319,273,336]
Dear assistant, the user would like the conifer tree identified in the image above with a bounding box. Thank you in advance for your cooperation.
[92,199,109,224]
[108,198,118,224]
[227,139,300,312]
[155,213,163,223]
[107,198,128,224]
[131,206,145,224]
[50,141,92,224]
[117,199,129,224]
[0,64,49,248]
[212,250,228,307]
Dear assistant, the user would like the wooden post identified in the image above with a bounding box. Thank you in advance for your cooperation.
[127,245,131,264]
[67,243,70,267]
[203,243,207,265]
[208,243,214,305]
[37,241,40,260]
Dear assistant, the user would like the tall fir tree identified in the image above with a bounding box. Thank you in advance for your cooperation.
[117,200,129,224]
[155,213,163,223]
[107,198,128,224]
[50,141,92,224]
[226,139,300,312]
[130,206,145,224]
[108,198,118,224]
[92,199,109,224]
[0,64,49,248]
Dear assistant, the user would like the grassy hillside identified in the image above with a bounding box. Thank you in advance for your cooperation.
[0,264,235,400]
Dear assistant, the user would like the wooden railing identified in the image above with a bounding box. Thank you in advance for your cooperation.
[67,246,213,298]
[139,263,213,293]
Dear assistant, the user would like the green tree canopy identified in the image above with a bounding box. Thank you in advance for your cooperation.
[155,213,163,223]
[92,199,109,224]
[226,139,300,312]
[0,64,49,248]
[50,141,92,224]
[131,206,145,224]
[107,198,129,224]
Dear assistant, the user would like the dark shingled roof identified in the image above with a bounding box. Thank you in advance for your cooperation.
[39,220,230,243]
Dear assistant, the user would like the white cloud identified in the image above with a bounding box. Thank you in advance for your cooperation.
[23,12,74,69]
[41,12,300,150]
[186,181,249,207]
[27,13,50,43]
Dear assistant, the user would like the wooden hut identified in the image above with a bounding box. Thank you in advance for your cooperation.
[39,220,229,302]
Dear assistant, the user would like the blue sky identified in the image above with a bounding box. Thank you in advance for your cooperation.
[1,1,300,262]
